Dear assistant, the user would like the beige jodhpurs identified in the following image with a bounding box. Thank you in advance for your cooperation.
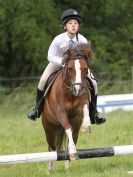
[38,62,61,91]
[38,62,98,95]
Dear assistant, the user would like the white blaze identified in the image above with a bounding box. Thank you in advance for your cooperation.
[74,60,81,93]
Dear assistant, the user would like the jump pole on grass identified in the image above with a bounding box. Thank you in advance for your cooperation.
[0,145,133,165]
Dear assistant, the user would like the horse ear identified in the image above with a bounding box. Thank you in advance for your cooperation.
[66,49,72,60]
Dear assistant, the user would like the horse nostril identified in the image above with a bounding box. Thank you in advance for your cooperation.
[75,85,80,93]
[71,83,83,96]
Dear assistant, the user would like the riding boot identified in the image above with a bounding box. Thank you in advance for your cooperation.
[27,88,44,121]
[89,94,106,125]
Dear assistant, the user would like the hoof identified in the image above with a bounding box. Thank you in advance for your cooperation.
[81,126,91,133]
[47,169,53,175]
[69,153,79,160]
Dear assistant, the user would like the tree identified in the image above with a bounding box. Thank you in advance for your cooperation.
[0,0,132,83]
[0,0,59,78]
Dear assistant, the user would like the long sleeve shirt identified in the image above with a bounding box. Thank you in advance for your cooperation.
[47,32,88,65]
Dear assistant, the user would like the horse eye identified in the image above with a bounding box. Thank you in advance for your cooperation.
[68,67,72,71]
[84,68,88,74]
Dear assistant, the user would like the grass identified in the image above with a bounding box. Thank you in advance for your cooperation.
[0,86,133,177]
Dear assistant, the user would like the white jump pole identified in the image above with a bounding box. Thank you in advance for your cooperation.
[0,151,57,164]
[0,145,133,165]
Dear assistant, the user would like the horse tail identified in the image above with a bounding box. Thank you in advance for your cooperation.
[55,126,67,151]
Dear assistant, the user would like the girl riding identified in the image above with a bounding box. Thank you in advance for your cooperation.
[27,9,106,125]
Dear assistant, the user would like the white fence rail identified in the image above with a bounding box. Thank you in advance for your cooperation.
[97,93,133,112]
[0,145,133,164]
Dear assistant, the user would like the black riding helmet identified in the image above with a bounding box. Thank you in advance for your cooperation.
[61,9,81,25]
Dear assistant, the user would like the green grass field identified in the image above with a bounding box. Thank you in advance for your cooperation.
[0,87,133,177]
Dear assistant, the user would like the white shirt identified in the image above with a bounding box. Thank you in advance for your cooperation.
[47,32,88,65]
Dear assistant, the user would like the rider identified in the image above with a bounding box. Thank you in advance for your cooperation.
[27,9,106,124]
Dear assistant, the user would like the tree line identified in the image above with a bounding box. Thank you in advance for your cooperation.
[0,0,132,82]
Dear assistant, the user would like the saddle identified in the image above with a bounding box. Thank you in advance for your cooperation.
[43,68,62,98]
[43,67,96,99]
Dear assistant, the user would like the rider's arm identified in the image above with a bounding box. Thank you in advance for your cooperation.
[47,37,64,65]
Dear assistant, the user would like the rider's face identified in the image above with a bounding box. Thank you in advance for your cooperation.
[64,19,79,34]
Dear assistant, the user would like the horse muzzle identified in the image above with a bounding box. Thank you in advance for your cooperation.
[70,83,84,96]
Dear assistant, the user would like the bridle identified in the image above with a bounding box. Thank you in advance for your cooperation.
[62,56,88,96]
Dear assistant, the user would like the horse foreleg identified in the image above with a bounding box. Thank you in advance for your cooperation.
[81,104,91,133]
[65,128,79,160]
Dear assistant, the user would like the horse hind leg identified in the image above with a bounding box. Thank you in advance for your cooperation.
[46,126,64,174]
[63,137,70,170]
[47,161,55,175]
[47,146,55,174]
[64,160,70,170]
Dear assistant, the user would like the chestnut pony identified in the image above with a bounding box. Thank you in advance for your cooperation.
[42,43,93,172]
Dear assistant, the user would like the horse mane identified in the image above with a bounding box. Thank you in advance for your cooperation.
[65,42,94,64]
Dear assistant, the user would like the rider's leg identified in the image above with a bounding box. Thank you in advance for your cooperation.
[27,63,61,121]
[87,69,106,124]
